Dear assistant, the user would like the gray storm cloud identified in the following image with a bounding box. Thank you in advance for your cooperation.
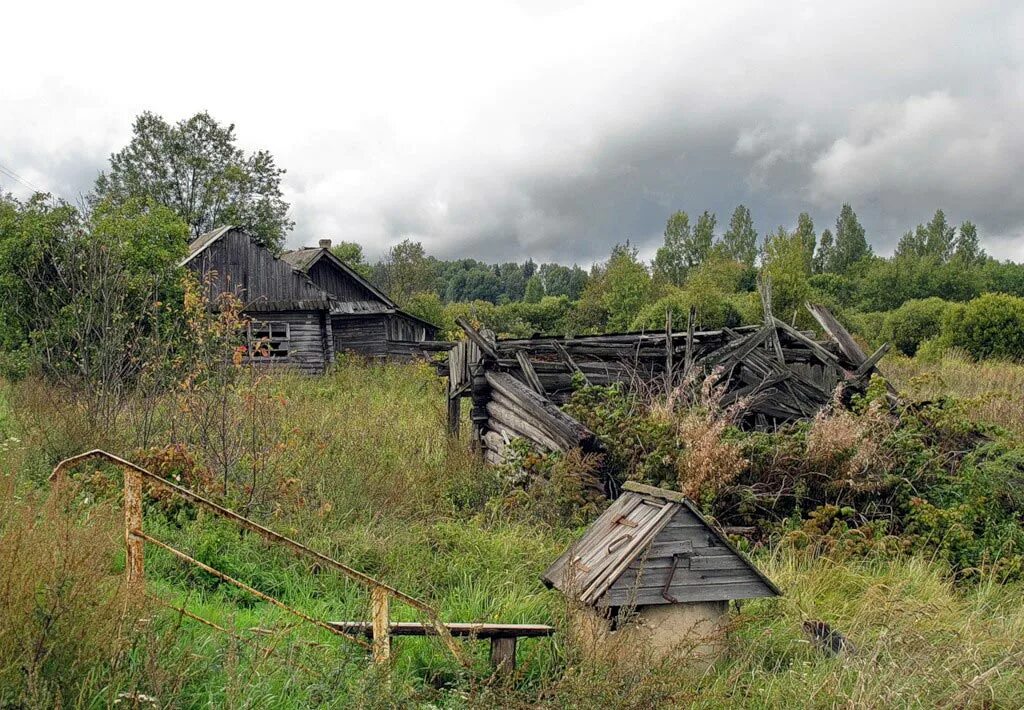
[3,1,1022,263]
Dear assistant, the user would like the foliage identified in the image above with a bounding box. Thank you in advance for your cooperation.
[939,293,1024,360]
[880,297,950,356]
[761,225,811,321]
[0,194,189,423]
[330,241,373,278]
[718,204,758,267]
[94,111,292,251]
[598,243,654,331]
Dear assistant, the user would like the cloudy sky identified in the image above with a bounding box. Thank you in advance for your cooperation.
[3,1,1023,264]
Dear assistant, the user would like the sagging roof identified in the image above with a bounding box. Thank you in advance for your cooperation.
[542,482,780,607]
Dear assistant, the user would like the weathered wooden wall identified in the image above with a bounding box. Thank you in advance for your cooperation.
[602,506,771,606]
[308,260,384,304]
[189,230,330,310]
[251,310,331,375]
[332,315,388,357]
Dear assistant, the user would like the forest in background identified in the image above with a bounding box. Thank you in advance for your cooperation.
[5,110,1023,382]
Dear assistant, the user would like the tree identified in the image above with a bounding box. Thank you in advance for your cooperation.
[330,241,372,278]
[602,243,654,331]
[94,111,293,251]
[762,225,811,320]
[0,193,189,415]
[653,210,691,286]
[814,228,835,273]
[924,209,956,261]
[954,220,985,265]
[831,204,871,272]
[692,211,717,268]
[540,263,588,300]
[524,274,544,303]
[719,205,758,267]
[795,212,816,274]
[374,239,437,305]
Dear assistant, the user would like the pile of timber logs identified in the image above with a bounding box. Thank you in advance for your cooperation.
[433,300,889,476]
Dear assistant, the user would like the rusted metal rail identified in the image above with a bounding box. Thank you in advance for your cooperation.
[50,449,470,668]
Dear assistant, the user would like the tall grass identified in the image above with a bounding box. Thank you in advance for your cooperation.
[886,351,1024,434]
[0,359,1022,707]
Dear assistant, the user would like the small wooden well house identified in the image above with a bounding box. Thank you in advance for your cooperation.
[542,482,780,661]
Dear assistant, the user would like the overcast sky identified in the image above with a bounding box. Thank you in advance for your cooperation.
[3,1,1023,264]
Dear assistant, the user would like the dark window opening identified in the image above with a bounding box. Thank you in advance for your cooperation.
[248,321,290,360]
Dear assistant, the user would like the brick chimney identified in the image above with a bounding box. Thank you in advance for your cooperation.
[318,238,332,249]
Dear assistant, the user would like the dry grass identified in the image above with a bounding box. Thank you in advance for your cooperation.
[0,470,139,707]
[886,352,1024,434]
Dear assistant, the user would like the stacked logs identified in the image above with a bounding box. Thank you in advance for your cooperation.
[435,303,889,474]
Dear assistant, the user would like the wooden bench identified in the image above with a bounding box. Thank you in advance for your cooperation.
[328,622,555,671]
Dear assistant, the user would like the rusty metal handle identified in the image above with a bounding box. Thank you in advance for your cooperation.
[661,552,691,603]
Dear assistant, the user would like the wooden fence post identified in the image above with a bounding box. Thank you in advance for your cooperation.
[371,586,391,665]
[123,467,145,591]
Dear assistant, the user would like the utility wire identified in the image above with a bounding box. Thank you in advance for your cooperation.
[0,160,49,195]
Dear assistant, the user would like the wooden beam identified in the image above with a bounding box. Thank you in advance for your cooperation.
[515,350,546,396]
[490,637,517,674]
[327,621,555,639]
[371,586,391,665]
[852,343,891,380]
[455,316,498,360]
[551,341,590,385]
[760,277,785,364]
[665,308,674,392]
[447,395,461,438]
[684,305,696,376]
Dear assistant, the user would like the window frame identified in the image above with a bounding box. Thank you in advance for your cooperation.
[247,320,291,361]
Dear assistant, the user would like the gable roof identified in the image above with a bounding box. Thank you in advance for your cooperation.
[542,481,780,606]
[281,247,398,309]
[283,246,439,331]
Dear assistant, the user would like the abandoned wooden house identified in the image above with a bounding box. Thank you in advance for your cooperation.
[182,227,437,372]
[281,239,438,357]
[542,481,780,661]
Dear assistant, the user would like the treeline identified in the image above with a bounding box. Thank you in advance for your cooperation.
[4,108,1024,371]
[354,202,1024,362]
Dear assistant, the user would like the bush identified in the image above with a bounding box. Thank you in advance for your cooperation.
[881,297,950,356]
[940,293,1024,360]
[847,310,886,346]
[630,287,742,331]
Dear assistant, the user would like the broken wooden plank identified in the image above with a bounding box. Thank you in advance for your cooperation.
[456,317,499,361]
[515,350,547,396]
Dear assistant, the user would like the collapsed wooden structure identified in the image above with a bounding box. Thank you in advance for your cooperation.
[436,302,889,475]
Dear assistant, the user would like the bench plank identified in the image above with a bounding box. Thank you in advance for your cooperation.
[328,621,555,639]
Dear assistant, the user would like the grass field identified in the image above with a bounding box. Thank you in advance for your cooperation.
[1,359,1022,708]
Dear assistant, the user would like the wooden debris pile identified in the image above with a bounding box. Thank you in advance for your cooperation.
[433,301,889,473]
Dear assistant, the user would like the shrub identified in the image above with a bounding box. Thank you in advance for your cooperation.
[847,310,886,346]
[630,287,742,331]
[940,293,1024,360]
[881,297,950,356]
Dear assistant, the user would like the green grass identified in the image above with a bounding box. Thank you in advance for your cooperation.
[1,360,1023,707]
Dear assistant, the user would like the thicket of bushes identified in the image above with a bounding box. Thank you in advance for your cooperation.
[561,377,1024,582]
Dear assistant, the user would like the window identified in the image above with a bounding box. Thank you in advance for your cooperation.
[248,321,290,360]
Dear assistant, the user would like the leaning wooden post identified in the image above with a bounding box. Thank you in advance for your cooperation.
[665,308,674,394]
[447,394,461,438]
[371,586,391,665]
[122,465,145,591]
